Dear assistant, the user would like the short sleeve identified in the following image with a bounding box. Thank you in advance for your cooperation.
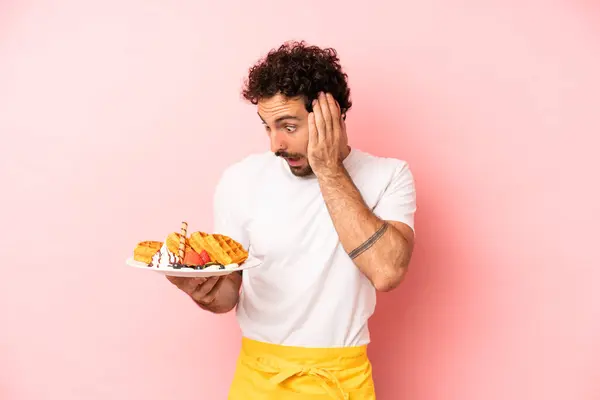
[372,162,417,233]
[212,168,250,249]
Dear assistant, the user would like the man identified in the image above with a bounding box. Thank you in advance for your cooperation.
[167,41,416,399]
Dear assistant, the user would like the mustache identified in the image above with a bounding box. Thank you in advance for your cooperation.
[275,150,303,159]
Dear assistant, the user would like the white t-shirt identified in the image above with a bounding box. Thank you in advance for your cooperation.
[212,148,416,348]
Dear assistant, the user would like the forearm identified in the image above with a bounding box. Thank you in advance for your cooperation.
[317,166,411,291]
[194,273,242,314]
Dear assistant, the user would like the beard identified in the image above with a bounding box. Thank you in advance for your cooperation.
[288,163,313,177]
[274,150,314,177]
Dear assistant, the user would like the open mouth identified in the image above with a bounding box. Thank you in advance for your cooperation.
[285,157,303,167]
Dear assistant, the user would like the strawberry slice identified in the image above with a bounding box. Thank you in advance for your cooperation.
[183,249,203,266]
[199,250,211,265]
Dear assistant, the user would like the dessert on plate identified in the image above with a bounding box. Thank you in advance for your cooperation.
[189,231,248,266]
[132,221,249,271]
[133,241,163,264]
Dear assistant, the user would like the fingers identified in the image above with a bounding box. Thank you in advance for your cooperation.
[308,112,318,146]
[194,276,221,298]
[325,93,342,143]
[166,275,226,306]
[199,276,227,304]
[166,276,207,295]
[312,98,325,142]
[313,92,342,144]
[166,275,186,288]
[325,93,341,123]
[318,93,333,139]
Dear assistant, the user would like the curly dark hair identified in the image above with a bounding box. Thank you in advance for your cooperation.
[241,40,352,116]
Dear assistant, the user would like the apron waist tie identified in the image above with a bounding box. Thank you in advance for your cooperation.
[244,357,349,400]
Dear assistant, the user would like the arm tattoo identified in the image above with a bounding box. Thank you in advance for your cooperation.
[348,222,389,259]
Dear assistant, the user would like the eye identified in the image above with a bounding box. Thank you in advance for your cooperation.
[285,125,296,133]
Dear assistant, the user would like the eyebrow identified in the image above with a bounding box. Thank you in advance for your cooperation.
[257,112,301,124]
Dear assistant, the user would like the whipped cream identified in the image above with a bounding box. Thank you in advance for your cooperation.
[147,242,242,271]
[149,242,179,268]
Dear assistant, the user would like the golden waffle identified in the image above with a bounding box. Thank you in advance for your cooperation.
[165,232,193,254]
[189,231,248,265]
[133,241,163,264]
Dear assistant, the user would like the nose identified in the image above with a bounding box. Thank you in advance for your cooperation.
[270,130,287,153]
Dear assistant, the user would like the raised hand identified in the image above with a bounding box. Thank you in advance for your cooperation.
[307,92,348,177]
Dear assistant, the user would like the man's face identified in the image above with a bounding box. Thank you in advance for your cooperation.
[257,94,313,177]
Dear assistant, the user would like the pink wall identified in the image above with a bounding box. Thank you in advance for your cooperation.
[1,1,599,399]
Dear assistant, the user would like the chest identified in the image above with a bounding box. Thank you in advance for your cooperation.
[247,180,336,261]
[245,172,385,263]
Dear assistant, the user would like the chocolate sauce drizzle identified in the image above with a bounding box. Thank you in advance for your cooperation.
[148,248,224,270]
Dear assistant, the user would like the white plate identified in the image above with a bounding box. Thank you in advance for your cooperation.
[125,255,262,277]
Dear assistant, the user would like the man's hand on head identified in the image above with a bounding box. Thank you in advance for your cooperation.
[307,92,349,178]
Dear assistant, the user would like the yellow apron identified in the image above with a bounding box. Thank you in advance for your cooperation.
[227,337,376,399]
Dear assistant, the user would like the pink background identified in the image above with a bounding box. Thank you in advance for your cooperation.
[1,1,599,399]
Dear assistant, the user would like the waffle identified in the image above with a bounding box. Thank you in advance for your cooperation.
[164,231,207,266]
[165,232,193,254]
[189,231,248,265]
[133,241,163,264]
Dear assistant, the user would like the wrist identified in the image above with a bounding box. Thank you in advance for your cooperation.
[315,162,346,182]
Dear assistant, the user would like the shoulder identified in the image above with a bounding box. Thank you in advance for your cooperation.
[350,149,414,186]
[218,151,274,183]
[214,151,275,196]
[352,150,417,231]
